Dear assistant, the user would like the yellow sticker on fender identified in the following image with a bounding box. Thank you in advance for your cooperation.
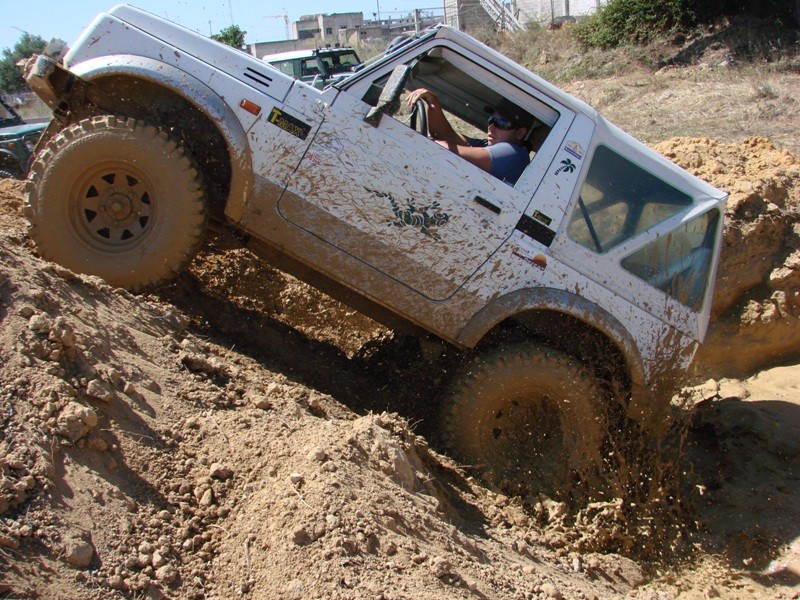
[268,107,312,140]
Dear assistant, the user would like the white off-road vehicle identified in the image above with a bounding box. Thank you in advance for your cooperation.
[24,5,727,494]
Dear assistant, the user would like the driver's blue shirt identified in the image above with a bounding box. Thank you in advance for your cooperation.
[467,138,530,185]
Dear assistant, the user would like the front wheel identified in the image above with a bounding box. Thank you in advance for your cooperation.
[25,115,208,290]
[441,344,609,499]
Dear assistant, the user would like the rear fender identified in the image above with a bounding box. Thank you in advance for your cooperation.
[457,287,647,388]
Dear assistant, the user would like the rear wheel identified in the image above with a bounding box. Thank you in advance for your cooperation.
[441,344,608,498]
[25,115,208,290]
[0,167,20,179]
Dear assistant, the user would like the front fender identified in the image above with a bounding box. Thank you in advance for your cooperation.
[46,54,252,220]
[457,287,647,388]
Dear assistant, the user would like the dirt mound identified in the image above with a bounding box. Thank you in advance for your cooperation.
[0,178,649,599]
[657,16,800,68]
[654,137,800,378]
[2,128,800,600]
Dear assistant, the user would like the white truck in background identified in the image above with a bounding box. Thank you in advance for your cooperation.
[261,46,362,89]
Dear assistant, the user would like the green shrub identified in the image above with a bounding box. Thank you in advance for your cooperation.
[575,0,799,49]
[575,0,696,48]
[693,0,799,27]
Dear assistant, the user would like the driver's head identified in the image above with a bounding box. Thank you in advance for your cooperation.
[484,99,533,145]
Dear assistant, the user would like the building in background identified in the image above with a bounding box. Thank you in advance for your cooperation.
[247,10,442,58]
[444,0,606,32]
[247,1,605,58]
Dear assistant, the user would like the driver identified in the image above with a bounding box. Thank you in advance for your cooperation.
[406,88,532,185]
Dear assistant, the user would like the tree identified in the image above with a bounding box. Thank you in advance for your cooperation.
[211,25,247,49]
[0,33,48,93]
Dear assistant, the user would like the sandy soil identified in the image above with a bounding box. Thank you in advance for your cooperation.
[2,53,800,600]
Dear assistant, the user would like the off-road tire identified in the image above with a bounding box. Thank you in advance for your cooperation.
[442,344,608,497]
[0,167,20,179]
[25,115,208,290]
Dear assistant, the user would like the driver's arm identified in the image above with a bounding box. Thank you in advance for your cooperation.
[435,140,492,173]
[406,88,469,146]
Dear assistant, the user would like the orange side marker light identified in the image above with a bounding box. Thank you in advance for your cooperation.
[240,99,261,116]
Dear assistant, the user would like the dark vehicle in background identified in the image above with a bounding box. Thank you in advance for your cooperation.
[0,97,49,179]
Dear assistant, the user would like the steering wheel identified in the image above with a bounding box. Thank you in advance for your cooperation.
[410,99,428,137]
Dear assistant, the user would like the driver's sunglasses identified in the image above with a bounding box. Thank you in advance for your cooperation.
[487,115,516,130]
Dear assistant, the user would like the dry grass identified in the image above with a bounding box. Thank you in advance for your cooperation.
[563,65,800,154]
[486,18,800,154]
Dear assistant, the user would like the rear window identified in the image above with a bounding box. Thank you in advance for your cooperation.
[621,210,720,311]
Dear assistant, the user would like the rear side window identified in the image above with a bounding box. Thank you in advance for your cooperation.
[621,210,720,311]
[300,58,321,78]
[270,60,295,77]
[567,146,692,253]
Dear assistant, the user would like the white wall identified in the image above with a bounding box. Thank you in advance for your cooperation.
[514,0,605,25]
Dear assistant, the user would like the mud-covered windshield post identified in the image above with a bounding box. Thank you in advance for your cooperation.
[364,64,412,127]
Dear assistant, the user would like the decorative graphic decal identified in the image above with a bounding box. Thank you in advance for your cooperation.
[268,107,312,140]
[564,141,585,160]
[365,187,450,240]
[554,158,577,175]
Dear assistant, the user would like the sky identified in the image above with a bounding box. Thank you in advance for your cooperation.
[2,0,435,52]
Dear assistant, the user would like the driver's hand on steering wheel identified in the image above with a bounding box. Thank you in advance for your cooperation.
[406,88,439,108]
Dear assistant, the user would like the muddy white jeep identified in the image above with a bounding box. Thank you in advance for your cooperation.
[24,5,727,493]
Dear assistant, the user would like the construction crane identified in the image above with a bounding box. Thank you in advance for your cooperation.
[266,13,291,40]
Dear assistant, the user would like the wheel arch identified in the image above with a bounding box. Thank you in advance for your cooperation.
[456,287,647,390]
[0,149,23,175]
[25,115,209,290]
[69,56,252,221]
